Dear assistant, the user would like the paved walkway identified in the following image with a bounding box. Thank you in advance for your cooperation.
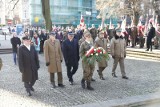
[0,53,160,107]
[1,35,160,107]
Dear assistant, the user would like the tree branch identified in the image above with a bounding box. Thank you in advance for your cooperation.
[11,0,19,11]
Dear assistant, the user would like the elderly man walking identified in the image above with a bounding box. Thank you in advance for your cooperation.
[18,36,39,96]
[110,29,128,79]
[62,32,79,85]
[44,32,64,88]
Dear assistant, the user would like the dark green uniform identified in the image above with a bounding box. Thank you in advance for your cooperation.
[80,41,95,90]
[95,38,108,79]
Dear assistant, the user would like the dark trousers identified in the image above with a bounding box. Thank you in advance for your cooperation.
[112,57,126,77]
[98,67,106,78]
[131,36,136,47]
[147,37,152,51]
[139,36,145,48]
[24,80,36,91]
[40,40,44,53]
[66,64,78,82]
[50,72,63,85]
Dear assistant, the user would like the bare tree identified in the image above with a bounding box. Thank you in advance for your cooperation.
[41,0,52,32]
[96,0,156,26]
[151,0,160,23]
[96,0,121,28]
[9,0,19,10]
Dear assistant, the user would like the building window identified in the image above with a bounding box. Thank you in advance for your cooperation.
[54,0,61,5]
[37,0,41,4]
[61,0,68,6]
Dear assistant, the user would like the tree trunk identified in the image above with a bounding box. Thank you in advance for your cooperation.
[41,0,52,32]
[133,11,139,26]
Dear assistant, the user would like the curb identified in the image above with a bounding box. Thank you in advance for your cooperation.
[73,92,160,107]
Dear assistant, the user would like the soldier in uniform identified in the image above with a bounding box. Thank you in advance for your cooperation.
[110,29,128,79]
[79,31,95,90]
[95,31,108,80]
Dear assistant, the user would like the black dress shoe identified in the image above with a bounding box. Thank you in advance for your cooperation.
[122,76,129,79]
[91,78,95,81]
[30,87,35,92]
[81,79,85,89]
[26,89,32,96]
[100,77,105,80]
[69,81,73,85]
[112,73,117,78]
[58,84,65,87]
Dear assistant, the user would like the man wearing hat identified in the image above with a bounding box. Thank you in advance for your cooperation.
[18,36,40,96]
[44,32,64,88]
[62,32,80,85]
[79,31,95,90]
[95,31,108,80]
[110,29,128,79]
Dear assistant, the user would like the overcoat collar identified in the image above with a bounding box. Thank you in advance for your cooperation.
[48,39,57,46]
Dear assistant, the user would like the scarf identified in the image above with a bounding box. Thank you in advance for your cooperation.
[34,37,38,45]
[115,35,124,39]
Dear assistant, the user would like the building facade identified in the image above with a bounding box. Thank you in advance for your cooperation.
[29,0,102,27]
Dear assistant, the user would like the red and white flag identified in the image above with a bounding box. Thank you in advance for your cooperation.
[149,17,154,25]
[121,18,126,32]
[138,20,142,27]
[80,14,85,29]
[109,18,112,29]
[154,15,158,30]
[131,18,134,27]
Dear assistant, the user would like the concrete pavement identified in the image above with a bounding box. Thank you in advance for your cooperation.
[0,53,160,107]
[1,35,160,107]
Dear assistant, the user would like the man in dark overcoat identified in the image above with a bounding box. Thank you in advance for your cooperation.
[18,36,39,96]
[62,32,80,85]
[10,32,21,65]
[146,23,155,51]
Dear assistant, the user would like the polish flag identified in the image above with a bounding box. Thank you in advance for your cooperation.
[131,18,134,27]
[109,18,112,29]
[80,14,85,28]
[121,18,126,31]
[154,15,158,30]
[149,18,154,25]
